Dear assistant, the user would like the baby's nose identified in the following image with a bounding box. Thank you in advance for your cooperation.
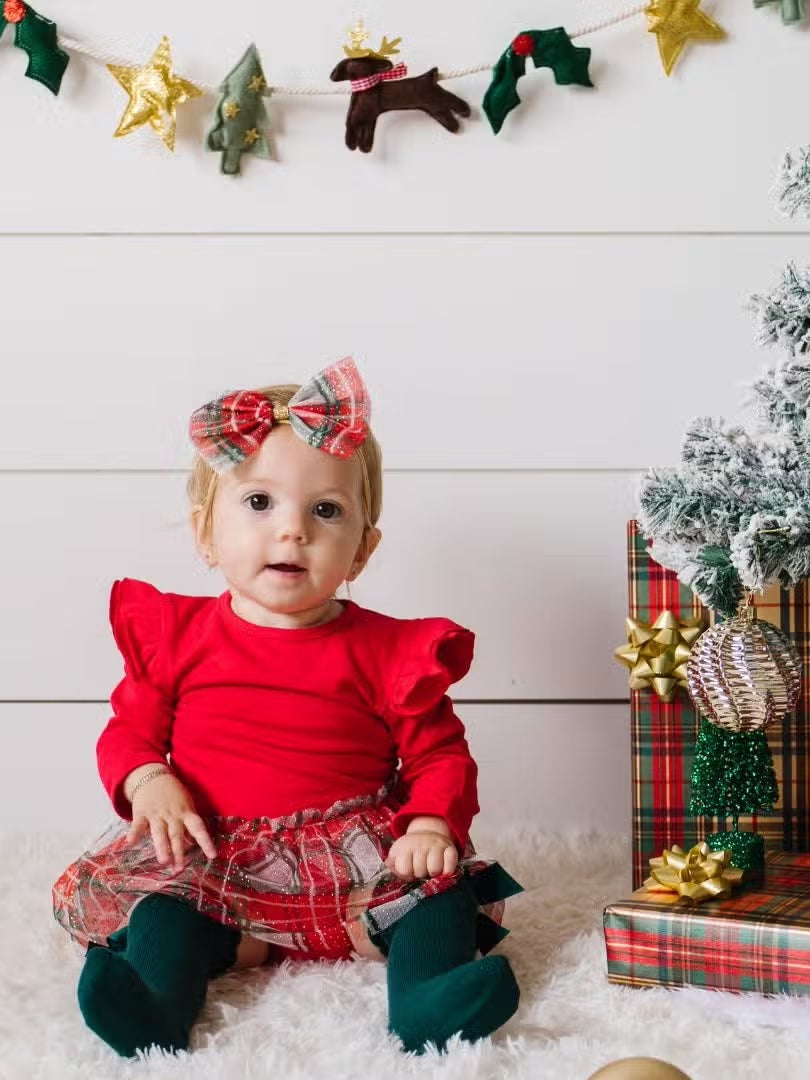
[275,510,308,542]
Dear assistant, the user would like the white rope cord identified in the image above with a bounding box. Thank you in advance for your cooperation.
[57,3,649,98]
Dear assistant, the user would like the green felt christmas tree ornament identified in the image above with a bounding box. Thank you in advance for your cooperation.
[483,28,593,135]
[753,0,804,24]
[0,0,69,95]
[207,43,272,176]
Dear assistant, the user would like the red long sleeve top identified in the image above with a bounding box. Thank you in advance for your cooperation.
[96,580,480,848]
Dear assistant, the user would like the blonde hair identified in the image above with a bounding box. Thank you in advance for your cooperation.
[188,383,383,549]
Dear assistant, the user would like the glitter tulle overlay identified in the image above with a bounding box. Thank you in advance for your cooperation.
[52,783,522,961]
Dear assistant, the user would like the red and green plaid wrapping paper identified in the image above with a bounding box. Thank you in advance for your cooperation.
[605,851,810,995]
[628,520,810,888]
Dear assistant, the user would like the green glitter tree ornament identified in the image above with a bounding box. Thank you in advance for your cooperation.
[482,28,593,135]
[207,43,272,176]
[690,719,778,821]
[691,718,777,871]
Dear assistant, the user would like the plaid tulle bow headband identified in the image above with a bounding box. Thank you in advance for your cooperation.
[189,357,370,472]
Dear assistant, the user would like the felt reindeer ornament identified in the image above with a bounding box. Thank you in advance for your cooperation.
[329,20,470,153]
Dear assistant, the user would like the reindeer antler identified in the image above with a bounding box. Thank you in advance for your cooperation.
[374,35,402,59]
[343,19,402,59]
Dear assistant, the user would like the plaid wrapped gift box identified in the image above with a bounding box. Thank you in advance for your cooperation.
[627,520,810,888]
[604,851,810,995]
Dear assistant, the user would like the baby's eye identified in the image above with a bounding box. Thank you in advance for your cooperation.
[313,501,342,521]
[246,493,271,512]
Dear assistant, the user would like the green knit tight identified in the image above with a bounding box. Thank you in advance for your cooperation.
[78,881,518,1058]
[77,893,240,1057]
[380,879,520,1053]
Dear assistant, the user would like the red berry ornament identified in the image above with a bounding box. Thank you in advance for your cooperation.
[511,33,535,57]
[3,0,27,22]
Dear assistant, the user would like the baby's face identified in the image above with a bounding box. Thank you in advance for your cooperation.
[204,425,373,627]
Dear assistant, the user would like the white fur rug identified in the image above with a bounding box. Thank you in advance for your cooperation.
[4,827,810,1080]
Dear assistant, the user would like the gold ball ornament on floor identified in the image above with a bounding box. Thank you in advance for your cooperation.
[587,1058,692,1080]
[613,610,704,703]
[687,598,802,732]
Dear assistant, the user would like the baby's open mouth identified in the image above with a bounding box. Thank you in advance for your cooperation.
[267,563,305,574]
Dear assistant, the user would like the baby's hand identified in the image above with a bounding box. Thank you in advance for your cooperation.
[385,831,459,881]
[127,772,217,872]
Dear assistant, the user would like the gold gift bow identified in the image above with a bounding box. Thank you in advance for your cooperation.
[644,842,744,902]
[613,610,705,704]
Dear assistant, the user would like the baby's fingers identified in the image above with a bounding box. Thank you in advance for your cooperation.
[184,813,217,861]
[126,815,149,848]
[149,817,172,865]
[426,846,447,878]
[443,846,459,876]
[391,849,415,881]
[167,820,187,871]
[411,849,430,879]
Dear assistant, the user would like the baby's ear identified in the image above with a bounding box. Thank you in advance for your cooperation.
[347,527,382,581]
[191,507,218,568]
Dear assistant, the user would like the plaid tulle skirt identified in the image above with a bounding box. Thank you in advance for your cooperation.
[52,781,522,962]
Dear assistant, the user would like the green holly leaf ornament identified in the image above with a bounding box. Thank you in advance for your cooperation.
[0,0,69,95]
[483,28,593,135]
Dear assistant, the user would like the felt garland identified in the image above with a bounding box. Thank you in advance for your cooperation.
[0,4,800,165]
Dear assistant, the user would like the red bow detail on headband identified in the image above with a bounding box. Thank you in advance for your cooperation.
[189,356,370,472]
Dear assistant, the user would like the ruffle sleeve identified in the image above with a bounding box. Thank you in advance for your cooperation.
[385,619,479,848]
[97,579,174,819]
[109,578,167,685]
[390,619,474,715]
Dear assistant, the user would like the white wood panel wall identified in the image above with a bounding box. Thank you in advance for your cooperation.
[0,0,805,836]
[2,236,809,470]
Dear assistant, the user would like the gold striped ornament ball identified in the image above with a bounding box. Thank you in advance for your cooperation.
[687,602,802,732]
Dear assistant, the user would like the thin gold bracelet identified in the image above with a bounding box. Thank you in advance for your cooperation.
[129,765,172,802]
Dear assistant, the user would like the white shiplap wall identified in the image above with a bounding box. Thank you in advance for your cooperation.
[0,0,807,836]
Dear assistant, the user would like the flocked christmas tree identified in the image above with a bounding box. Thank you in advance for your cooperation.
[638,288,810,613]
[636,204,810,852]
[207,43,272,176]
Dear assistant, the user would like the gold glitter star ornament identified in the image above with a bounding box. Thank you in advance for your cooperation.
[614,610,705,703]
[108,36,204,151]
[645,0,726,76]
